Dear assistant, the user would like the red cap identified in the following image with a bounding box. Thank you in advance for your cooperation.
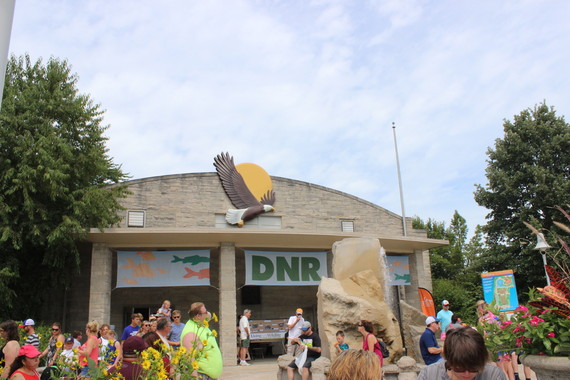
[19,345,41,358]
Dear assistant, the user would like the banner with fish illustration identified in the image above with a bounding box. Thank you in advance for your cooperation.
[117,250,210,288]
[244,251,327,285]
[386,256,410,285]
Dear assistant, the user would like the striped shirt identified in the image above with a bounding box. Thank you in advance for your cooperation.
[25,333,40,348]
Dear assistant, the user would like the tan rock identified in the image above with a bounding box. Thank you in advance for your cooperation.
[399,301,428,363]
[317,270,404,363]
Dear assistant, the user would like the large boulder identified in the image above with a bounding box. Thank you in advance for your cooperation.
[400,301,428,363]
[317,238,404,363]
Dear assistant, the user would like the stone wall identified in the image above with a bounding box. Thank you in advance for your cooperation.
[113,173,419,236]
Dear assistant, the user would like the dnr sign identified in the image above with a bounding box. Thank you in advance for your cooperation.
[245,251,328,285]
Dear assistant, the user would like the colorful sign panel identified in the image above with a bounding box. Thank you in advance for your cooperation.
[386,256,411,285]
[117,250,210,288]
[481,270,519,311]
[244,251,327,285]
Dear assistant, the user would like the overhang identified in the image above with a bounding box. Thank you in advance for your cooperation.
[86,227,448,253]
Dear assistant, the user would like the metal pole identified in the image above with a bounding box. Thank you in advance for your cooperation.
[0,0,16,111]
[392,122,407,236]
[540,252,551,286]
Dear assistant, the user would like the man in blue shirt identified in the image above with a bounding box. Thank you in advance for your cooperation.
[419,316,443,365]
[121,313,141,341]
[436,300,453,336]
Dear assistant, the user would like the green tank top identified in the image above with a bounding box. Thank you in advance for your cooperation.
[180,320,223,378]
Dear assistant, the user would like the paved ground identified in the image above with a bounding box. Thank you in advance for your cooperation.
[220,358,278,380]
[218,358,536,380]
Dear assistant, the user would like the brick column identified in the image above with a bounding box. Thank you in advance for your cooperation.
[219,242,237,366]
[88,243,112,324]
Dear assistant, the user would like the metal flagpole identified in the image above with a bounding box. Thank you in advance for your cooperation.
[0,0,16,111]
[392,122,407,236]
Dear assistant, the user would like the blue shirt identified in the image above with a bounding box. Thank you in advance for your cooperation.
[436,309,453,332]
[121,325,140,341]
[419,328,441,365]
[169,322,185,343]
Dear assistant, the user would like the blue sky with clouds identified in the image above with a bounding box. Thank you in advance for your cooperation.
[7,0,570,237]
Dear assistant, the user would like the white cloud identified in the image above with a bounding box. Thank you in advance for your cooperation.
[7,0,570,236]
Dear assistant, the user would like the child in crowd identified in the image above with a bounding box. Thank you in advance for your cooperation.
[157,300,172,319]
[333,330,349,353]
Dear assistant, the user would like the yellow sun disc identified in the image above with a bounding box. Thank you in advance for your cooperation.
[236,163,273,201]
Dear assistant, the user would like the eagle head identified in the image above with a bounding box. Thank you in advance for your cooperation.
[263,205,275,213]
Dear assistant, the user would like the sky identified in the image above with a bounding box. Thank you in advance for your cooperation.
[7,0,570,237]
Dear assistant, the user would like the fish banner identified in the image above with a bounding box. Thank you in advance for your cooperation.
[386,256,410,285]
[116,250,210,288]
[244,251,327,286]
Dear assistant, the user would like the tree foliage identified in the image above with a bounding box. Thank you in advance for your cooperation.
[0,54,129,319]
[413,211,483,323]
[474,102,570,293]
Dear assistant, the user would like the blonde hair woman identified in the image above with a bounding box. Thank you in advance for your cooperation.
[329,349,382,380]
[77,321,100,377]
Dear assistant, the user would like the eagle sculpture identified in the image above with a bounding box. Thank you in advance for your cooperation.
[213,152,276,227]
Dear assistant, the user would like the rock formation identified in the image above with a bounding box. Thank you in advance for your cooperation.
[317,238,404,363]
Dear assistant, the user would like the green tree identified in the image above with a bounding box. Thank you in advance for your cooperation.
[474,102,570,294]
[413,210,468,278]
[0,54,129,319]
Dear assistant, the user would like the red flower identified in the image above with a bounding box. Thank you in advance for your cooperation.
[547,332,556,338]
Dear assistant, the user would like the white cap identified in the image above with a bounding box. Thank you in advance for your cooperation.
[442,300,450,305]
[425,316,440,325]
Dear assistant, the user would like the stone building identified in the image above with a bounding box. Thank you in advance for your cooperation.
[64,171,446,365]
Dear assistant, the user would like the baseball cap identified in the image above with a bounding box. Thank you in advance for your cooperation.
[442,300,450,306]
[123,336,148,357]
[296,308,303,314]
[19,319,35,328]
[64,336,74,344]
[301,321,311,331]
[425,316,440,325]
[18,345,41,358]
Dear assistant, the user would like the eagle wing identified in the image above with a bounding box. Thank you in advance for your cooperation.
[214,152,261,209]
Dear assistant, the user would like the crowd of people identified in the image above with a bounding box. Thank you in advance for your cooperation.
[1,298,539,380]
[0,300,223,380]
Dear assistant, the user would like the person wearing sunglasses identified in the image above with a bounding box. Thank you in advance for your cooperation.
[39,322,64,367]
[418,327,506,380]
[168,310,185,351]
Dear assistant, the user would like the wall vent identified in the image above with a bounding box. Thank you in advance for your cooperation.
[127,210,145,227]
[341,220,354,232]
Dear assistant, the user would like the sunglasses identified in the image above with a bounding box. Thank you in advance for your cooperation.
[449,368,479,374]
[173,316,180,319]
[52,328,59,331]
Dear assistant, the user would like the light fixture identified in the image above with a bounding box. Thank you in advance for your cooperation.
[532,233,551,286]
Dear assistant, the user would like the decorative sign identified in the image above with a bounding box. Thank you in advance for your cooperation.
[117,250,210,288]
[481,270,519,311]
[249,319,288,342]
[245,251,327,285]
[214,152,276,227]
[386,256,411,285]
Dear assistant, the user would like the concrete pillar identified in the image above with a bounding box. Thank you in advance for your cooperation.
[88,243,112,324]
[219,242,237,366]
[405,250,431,310]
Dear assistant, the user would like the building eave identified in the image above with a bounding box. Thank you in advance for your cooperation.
[86,227,448,253]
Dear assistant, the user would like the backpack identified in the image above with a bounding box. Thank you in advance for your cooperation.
[379,340,389,358]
